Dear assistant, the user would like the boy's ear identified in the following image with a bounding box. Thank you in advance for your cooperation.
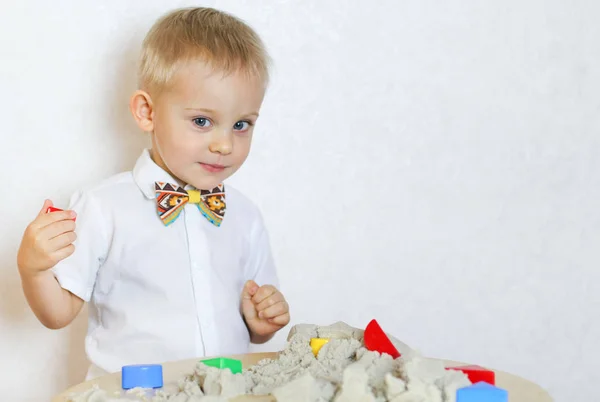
[129,90,154,132]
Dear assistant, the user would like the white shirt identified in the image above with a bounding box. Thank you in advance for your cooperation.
[51,149,279,378]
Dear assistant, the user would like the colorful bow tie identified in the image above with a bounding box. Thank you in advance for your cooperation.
[155,182,226,227]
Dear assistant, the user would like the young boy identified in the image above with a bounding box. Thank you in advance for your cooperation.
[16,7,290,380]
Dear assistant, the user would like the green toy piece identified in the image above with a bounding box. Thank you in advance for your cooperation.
[199,357,243,374]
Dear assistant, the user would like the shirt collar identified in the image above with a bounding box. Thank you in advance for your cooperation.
[133,148,182,200]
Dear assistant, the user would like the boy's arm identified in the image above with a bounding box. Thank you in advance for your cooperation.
[19,269,83,329]
[18,193,108,329]
[241,210,288,343]
[17,200,84,329]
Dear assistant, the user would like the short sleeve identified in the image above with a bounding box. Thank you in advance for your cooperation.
[245,211,280,290]
[51,190,109,302]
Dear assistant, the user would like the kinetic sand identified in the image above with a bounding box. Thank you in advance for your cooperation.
[66,322,471,402]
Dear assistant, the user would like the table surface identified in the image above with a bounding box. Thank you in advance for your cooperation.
[53,353,553,402]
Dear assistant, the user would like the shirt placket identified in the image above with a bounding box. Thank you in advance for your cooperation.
[183,202,217,357]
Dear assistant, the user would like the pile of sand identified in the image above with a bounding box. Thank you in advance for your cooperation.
[68,322,470,402]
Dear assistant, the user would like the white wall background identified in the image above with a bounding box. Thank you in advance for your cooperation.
[1,0,598,401]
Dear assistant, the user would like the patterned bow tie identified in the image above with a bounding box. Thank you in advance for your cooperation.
[155,182,226,227]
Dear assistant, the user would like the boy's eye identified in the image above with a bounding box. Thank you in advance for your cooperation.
[234,121,251,131]
[193,117,212,128]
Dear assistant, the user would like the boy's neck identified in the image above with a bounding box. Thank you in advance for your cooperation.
[149,147,187,188]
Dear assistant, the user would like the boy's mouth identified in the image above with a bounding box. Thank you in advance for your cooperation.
[199,162,226,173]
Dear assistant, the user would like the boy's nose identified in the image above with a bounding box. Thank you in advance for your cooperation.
[209,131,233,155]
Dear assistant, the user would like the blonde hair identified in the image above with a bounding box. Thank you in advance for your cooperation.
[137,7,270,95]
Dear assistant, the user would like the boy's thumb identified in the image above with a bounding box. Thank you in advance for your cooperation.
[241,297,257,321]
[38,199,53,216]
[241,280,258,321]
[242,280,258,298]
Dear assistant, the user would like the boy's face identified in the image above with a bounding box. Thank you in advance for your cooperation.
[145,61,266,190]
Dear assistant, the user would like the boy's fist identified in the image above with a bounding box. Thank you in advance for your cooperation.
[241,280,290,338]
[17,200,77,276]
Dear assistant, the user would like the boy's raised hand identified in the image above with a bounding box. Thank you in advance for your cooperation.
[17,199,77,276]
[241,280,290,339]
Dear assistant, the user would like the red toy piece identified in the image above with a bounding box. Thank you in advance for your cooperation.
[364,319,401,359]
[446,365,495,385]
[46,206,76,221]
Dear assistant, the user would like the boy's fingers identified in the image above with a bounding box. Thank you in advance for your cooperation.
[36,210,77,230]
[48,231,77,251]
[252,284,277,305]
[42,219,76,240]
[50,244,76,264]
[268,312,290,326]
[258,301,288,320]
[255,291,284,312]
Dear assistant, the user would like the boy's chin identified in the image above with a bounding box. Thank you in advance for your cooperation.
[187,173,231,190]
[178,163,239,189]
